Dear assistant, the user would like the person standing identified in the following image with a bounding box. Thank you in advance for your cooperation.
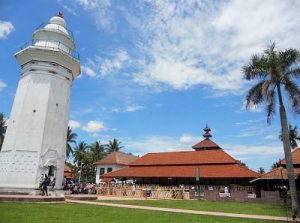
[42,174,50,196]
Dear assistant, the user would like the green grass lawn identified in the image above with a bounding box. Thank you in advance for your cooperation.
[99,199,291,217]
[0,202,277,223]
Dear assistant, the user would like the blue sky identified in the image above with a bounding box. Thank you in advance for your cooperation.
[1,0,300,172]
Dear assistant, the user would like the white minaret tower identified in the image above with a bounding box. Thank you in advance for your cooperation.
[0,13,80,190]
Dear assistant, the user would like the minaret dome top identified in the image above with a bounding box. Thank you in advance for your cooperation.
[49,13,66,28]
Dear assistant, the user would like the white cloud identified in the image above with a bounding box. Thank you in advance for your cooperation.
[0,21,14,39]
[125,135,189,155]
[179,134,199,144]
[223,144,283,157]
[72,0,300,94]
[111,104,144,113]
[75,0,113,30]
[81,64,97,77]
[124,105,144,112]
[81,49,130,78]
[82,120,105,133]
[100,50,129,76]
[68,120,81,129]
[63,5,78,16]
[0,80,7,91]
[132,0,300,93]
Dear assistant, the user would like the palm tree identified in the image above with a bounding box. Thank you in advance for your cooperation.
[0,113,7,152]
[66,126,77,160]
[73,141,89,166]
[90,141,106,162]
[279,124,300,149]
[106,138,123,153]
[270,162,278,170]
[73,141,89,183]
[258,167,265,174]
[243,43,300,216]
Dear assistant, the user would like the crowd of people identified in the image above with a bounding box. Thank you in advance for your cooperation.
[38,175,98,196]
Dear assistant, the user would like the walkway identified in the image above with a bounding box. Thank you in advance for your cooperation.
[66,199,298,222]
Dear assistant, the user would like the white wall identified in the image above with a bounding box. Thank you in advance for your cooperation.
[95,164,125,184]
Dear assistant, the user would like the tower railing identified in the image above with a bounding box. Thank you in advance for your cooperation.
[35,23,75,41]
[20,40,80,60]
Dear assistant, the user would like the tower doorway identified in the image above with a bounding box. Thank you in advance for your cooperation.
[48,165,55,177]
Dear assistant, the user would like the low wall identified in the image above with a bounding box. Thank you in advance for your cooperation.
[96,185,285,204]
[203,189,284,204]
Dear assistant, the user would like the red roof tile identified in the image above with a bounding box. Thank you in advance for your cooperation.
[279,147,300,165]
[64,163,72,172]
[102,164,259,179]
[251,167,300,183]
[95,152,139,165]
[130,149,236,166]
[64,163,74,179]
[192,138,220,150]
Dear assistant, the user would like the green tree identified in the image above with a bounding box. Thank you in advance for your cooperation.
[90,141,106,162]
[279,124,300,149]
[74,141,89,166]
[66,126,77,160]
[0,113,7,152]
[237,160,248,167]
[270,162,278,170]
[243,42,300,216]
[106,138,123,153]
[258,167,265,174]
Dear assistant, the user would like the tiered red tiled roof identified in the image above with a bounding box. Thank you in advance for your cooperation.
[279,147,300,165]
[192,138,220,150]
[251,148,300,183]
[102,128,259,179]
[251,168,300,183]
[95,151,138,166]
[130,149,236,166]
[102,164,258,178]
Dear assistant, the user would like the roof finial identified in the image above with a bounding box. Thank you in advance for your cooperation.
[203,124,212,139]
[56,12,64,18]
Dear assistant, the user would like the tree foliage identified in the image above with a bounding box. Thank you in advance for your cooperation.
[0,113,7,152]
[71,139,124,182]
[279,124,300,149]
[258,167,265,174]
[106,138,123,153]
[66,126,77,160]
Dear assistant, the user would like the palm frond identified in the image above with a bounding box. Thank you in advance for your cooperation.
[245,81,265,108]
[279,48,300,72]
[242,55,268,80]
[285,67,300,79]
[283,77,300,114]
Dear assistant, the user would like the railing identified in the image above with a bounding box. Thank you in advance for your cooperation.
[95,184,257,200]
[19,40,80,60]
[35,22,75,40]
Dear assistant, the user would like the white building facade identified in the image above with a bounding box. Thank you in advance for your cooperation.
[95,152,138,184]
[0,13,80,190]
[96,164,124,184]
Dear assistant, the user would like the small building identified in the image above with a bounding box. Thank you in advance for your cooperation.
[95,151,138,184]
[251,147,300,190]
[102,126,259,186]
